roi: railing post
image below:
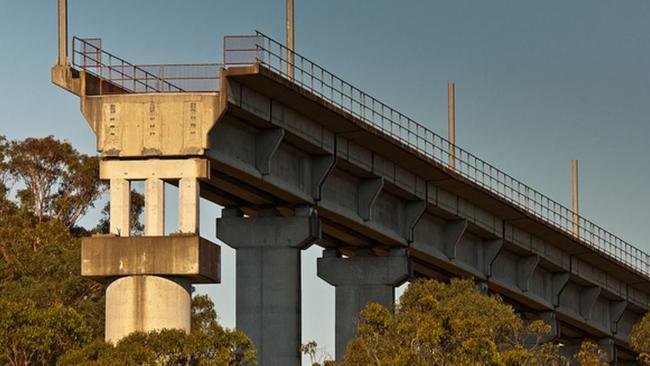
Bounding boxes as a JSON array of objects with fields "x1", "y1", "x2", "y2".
[
  {"x1": 572, "y1": 160, "x2": 579, "y2": 238},
  {"x1": 448, "y1": 81, "x2": 456, "y2": 170},
  {"x1": 286, "y1": 0, "x2": 294, "y2": 80}
]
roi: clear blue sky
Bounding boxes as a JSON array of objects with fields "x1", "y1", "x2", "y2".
[{"x1": 1, "y1": 0, "x2": 650, "y2": 361}]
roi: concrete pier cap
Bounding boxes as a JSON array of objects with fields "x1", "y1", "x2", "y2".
[
  {"x1": 216, "y1": 205, "x2": 321, "y2": 366},
  {"x1": 317, "y1": 247, "x2": 411, "y2": 360}
]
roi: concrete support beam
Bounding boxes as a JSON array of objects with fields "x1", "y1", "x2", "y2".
[
  {"x1": 179, "y1": 178, "x2": 199, "y2": 234},
  {"x1": 552, "y1": 272, "x2": 570, "y2": 307},
  {"x1": 216, "y1": 207, "x2": 320, "y2": 366},
  {"x1": 483, "y1": 239, "x2": 503, "y2": 277},
  {"x1": 517, "y1": 255, "x2": 539, "y2": 293},
  {"x1": 610, "y1": 300, "x2": 627, "y2": 334},
  {"x1": 357, "y1": 177, "x2": 383, "y2": 221},
  {"x1": 404, "y1": 200, "x2": 426, "y2": 242},
  {"x1": 580, "y1": 286, "x2": 601, "y2": 321},
  {"x1": 311, "y1": 154, "x2": 336, "y2": 201},
  {"x1": 105, "y1": 275, "x2": 191, "y2": 344},
  {"x1": 255, "y1": 128, "x2": 284, "y2": 175},
  {"x1": 443, "y1": 219, "x2": 467, "y2": 260},
  {"x1": 145, "y1": 178, "x2": 164, "y2": 236},
  {"x1": 100, "y1": 158, "x2": 209, "y2": 180},
  {"x1": 109, "y1": 178, "x2": 130, "y2": 237},
  {"x1": 317, "y1": 248, "x2": 410, "y2": 361}
]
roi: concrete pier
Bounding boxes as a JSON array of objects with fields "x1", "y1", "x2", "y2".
[
  {"x1": 105, "y1": 276, "x2": 191, "y2": 343},
  {"x1": 216, "y1": 206, "x2": 320, "y2": 366},
  {"x1": 317, "y1": 248, "x2": 410, "y2": 360},
  {"x1": 82, "y1": 159, "x2": 220, "y2": 343}
]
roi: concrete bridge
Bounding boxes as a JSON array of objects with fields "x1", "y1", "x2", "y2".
[{"x1": 52, "y1": 4, "x2": 650, "y2": 365}]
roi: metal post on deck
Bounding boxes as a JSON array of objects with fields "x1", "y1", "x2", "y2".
[
  {"x1": 57, "y1": 0, "x2": 68, "y2": 65},
  {"x1": 572, "y1": 159, "x2": 579, "y2": 237},
  {"x1": 448, "y1": 81, "x2": 456, "y2": 170},
  {"x1": 286, "y1": 0, "x2": 294, "y2": 80}
]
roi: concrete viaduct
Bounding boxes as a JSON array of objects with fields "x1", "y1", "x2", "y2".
[{"x1": 52, "y1": 4, "x2": 650, "y2": 365}]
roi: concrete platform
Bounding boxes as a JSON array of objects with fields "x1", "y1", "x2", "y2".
[{"x1": 81, "y1": 234, "x2": 220, "y2": 283}]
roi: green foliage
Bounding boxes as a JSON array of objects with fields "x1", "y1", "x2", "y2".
[
  {"x1": 4, "y1": 136, "x2": 104, "y2": 227},
  {"x1": 59, "y1": 295, "x2": 257, "y2": 366},
  {"x1": 340, "y1": 279, "x2": 609, "y2": 366},
  {"x1": 0, "y1": 299, "x2": 93, "y2": 366},
  {"x1": 631, "y1": 312, "x2": 650, "y2": 365}
]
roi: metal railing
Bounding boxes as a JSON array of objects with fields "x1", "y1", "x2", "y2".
[
  {"x1": 72, "y1": 37, "x2": 221, "y2": 93},
  {"x1": 223, "y1": 31, "x2": 650, "y2": 278}
]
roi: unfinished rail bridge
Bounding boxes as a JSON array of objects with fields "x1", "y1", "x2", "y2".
[{"x1": 52, "y1": 2, "x2": 650, "y2": 365}]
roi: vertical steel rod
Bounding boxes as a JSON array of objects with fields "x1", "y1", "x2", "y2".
[
  {"x1": 57, "y1": 0, "x2": 68, "y2": 65},
  {"x1": 572, "y1": 159, "x2": 579, "y2": 238},
  {"x1": 448, "y1": 81, "x2": 456, "y2": 170},
  {"x1": 286, "y1": 0, "x2": 294, "y2": 80}
]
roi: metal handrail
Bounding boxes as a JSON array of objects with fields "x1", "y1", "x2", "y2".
[
  {"x1": 223, "y1": 31, "x2": 650, "y2": 279},
  {"x1": 72, "y1": 37, "x2": 221, "y2": 93}
]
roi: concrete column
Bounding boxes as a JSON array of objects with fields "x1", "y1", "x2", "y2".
[
  {"x1": 216, "y1": 206, "x2": 320, "y2": 366},
  {"x1": 317, "y1": 248, "x2": 410, "y2": 361},
  {"x1": 179, "y1": 177, "x2": 199, "y2": 234},
  {"x1": 145, "y1": 178, "x2": 164, "y2": 236},
  {"x1": 109, "y1": 178, "x2": 130, "y2": 236},
  {"x1": 105, "y1": 275, "x2": 191, "y2": 343}
]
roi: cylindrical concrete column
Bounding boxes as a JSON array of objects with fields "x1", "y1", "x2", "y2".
[{"x1": 105, "y1": 275, "x2": 191, "y2": 343}]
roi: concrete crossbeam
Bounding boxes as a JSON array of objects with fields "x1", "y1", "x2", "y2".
[
  {"x1": 81, "y1": 235, "x2": 221, "y2": 283},
  {"x1": 317, "y1": 248, "x2": 410, "y2": 361},
  {"x1": 100, "y1": 158, "x2": 210, "y2": 180},
  {"x1": 255, "y1": 127, "x2": 284, "y2": 175},
  {"x1": 216, "y1": 206, "x2": 320, "y2": 366},
  {"x1": 517, "y1": 255, "x2": 540, "y2": 292}
]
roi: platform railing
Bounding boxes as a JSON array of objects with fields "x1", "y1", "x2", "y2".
[
  {"x1": 72, "y1": 37, "x2": 221, "y2": 93},
  {"x1": 223, "y1": 31, "x2": 650, "y2": 278}
]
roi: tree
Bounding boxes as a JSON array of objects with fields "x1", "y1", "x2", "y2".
[
  {"x1": 631, "y1": 312, "x2": 650, "y2": 365},
  {"x1": 5, "y1": 136, "x2": 104, "y2": 228},
  {"x1": 339, "y1": 278, "x2": 609, "y2": 366},
  {"x1": 59, "y1": 295, "x2": 257, "y2": 366}
]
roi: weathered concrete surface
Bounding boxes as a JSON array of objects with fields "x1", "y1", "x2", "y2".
[
  {"x1": 317, "y1": 248, "x2": 410, "y2": 360},
  {"x1": 105, "y1": 275, "x2": 191, "y2": 344},
  {"x1": 81, "y1": 235, "x2": 221, "y2": 283},
  {"x1": 216, "y1": 206, "x2": 320, "y2": 366},
  {"x1": 81, "y1": 93, "x2": 223, "y2": 157}
]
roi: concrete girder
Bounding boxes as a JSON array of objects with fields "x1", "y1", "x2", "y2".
[
  {"x1": 610, "y1": 300, "x2": 628, "y2": 334},
  {"x1": 255, "y1": 127, "x2": 284, "y2": 175},
  {"x1": 216, "y1": 206, "x2": 320, "y2": 366},
  {"x1": 483, "y1": 239, "x2": 503, "y2": 277},
  {"x1": 404, "y1": 200, "x2": 426, "y2": 242},
  {"x1": 443, "y1": 219, "x2": 468, "y2": 260},
  {"x1": 580, "y1": 286, "x2": 602, "y2": 321},
  {"x1": 552, "y1": 272, "x2": 571, "y2": 307},
  {"x1": 311, "y1": 154, "x2": 337, "y2": 201},
  {"x1": 517, "y1": 255, "x2": 540, "y2": 293},
  {"x1": 317, "y1": 248, "x2": 410, "y2": 361},
  {"x1": 357, "y1": 177, "x2": 384, "y2": 221}
]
